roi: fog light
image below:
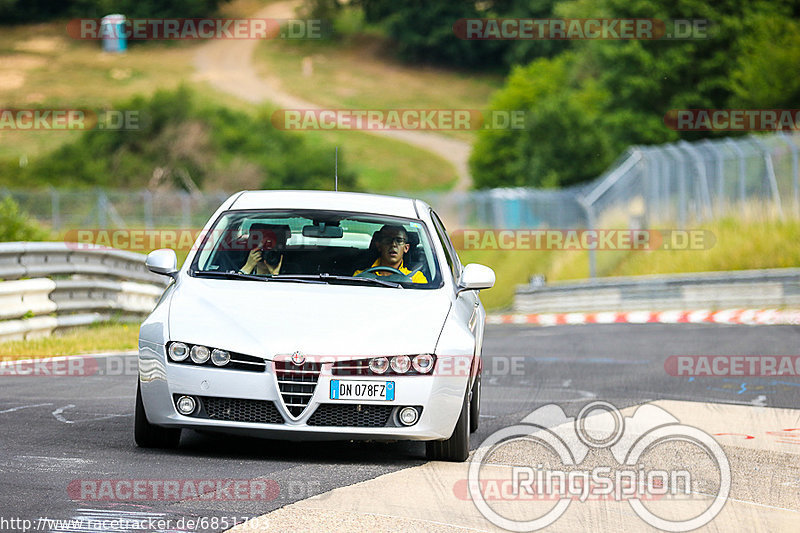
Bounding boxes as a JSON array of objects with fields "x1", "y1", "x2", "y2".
[
  {"x1": 412, "y1": 354, "x2": 434, "y2": 374},
  {"x1": 211, "y1": 349, "x2": 230, "y2": 366},
  {"x1": 398, "y1": 407, "x2": 419, "y2": 426},
  {"x1": 369, "y1": 357, "x2": 389, "y2": 374},
  {"x1": 176, "y1": 395, "x2": 196, "y2": 415},
  {"x1": 390, "y1": 355, "x2": 411, "y2": 374},
  {"x1": 190, "y1": 345, "x2": 210, "y2": 364},
  {"x1": 168, "y1": 342, "x2": 189, "y2": 362}
]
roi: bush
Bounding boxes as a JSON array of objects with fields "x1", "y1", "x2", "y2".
[
  {"x1": 0, "y1": 196, "x2": 50, "y2": 242},
  {"x1": 2, "y1": 86, "x2": 357, "y2": 192}
]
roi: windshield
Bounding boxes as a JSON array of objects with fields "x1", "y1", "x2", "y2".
[{"x1": 190, "y1": 209, "x2": 443, "y2": 289}]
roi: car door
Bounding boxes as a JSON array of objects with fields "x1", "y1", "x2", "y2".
[{"x1": 430, "y1": 210, "x2": 480, "y2": 346}]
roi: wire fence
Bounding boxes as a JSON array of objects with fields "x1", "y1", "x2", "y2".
[
  {"x1": 420, "y1": 132, "x2": 799, "y2": 230},
  {"x1": 3, "y1": 132, "x2": 798, "y2": 239}
]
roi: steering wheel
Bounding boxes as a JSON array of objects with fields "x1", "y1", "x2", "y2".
[
  {"x1": 356, "y1": 266, "x2": 412, "y2": 282},
  {"x1": 359, "y1": 266, "x2": 404, "y2": 276},
  {"x1": 356, "y1": 265, "x2": 426, "y2": 283}
]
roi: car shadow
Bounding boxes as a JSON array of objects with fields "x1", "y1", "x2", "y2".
[{"x1": 136, "y1": 429, "x2": 428, "y2": 465}]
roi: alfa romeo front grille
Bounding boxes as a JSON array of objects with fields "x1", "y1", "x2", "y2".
[
  {"x1": 307, "y1": 404, "x2": 394, "y2": 427},
  {"x1": 274, "y1": 360, "x2": 322, "y2": 417},
  {"x1": 200, "y1": 397, "x2": 284, "y2": 424}
]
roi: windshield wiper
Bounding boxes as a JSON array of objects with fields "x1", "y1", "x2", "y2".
[
  {"x1": 277, "y1": 274, "x2": 402, "y2": 288},
  {"x1": 192, "y1": 271, "x2": 325, "y2": 284}
]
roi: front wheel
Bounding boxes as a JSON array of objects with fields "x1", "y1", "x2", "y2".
[
  {"x1": 426, "y1": 386, "x2": 470, "y2": 462},
  {"x1": 134, "y1": 381, "x2": 181, "y2": 449},
  {"x1": 469, "y1": 373, "x2": 481, "y2": 433}
]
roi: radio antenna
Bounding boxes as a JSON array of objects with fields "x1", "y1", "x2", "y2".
[{"x1": 335, "y1": 147, "x2": 338, "y2": 191}]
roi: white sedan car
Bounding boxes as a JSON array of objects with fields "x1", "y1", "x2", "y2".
[{"x1": 136, "y1": 190, "x2": 494, "y2": 461}]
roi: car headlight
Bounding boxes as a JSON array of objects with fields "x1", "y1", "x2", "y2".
[
  {"x1": 390, "y1": 355, "x2": 411, "y2": 374},
  {"x1": 412, "y1": 354, "x2": 434, "y2": 374},
  {"x1": 190, "y1": 345, "x2": 210, "y2": 364},
  {"x1": 369, "y1": 357, "x2": 389, "y2": 374},
  {"x1": 211, "y1": 349, "x2": 230, "y2": 367},
  {"x1": 168, "y1": 342, "x2": 189, "y2": 362}
]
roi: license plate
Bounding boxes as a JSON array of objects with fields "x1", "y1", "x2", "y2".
[{"x1": 330, "y1": 380, "x2": 395, "y2": 401}]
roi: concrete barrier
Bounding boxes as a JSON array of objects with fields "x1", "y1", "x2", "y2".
[
  {"x1": 515, "y1": 268, "x2": 800, "y2": 314},
  {"x1": 0, "y1": 242, "x2": 167, "y2": 342}
]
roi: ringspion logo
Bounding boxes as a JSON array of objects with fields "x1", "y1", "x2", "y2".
[{"x1": 468, "y1": 401, "x2": 730, "y2": 531}]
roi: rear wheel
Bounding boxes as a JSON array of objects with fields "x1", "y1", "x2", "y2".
[
  {"x1": 134, "y1": 381, "x2": 181, "y2": 449},
  {"x1": 469, "y1": 373, "x2": 481, "y2": 433},
  {"x1": 426, "y1": 386, "x2": 470, "y2": 462}
]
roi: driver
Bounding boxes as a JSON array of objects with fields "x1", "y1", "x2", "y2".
[{"x1": 353, "y1": 225, "x2": 427, "y2": 283}]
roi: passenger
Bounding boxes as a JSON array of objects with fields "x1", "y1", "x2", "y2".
[
  {"x1": 239, "y1": 225, "x2": 286, "y2": 275},
  {"x1": 353, "y1": 225, "x2": 427, "y2": 283}
]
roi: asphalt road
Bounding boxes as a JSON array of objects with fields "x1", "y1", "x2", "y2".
[{"x1": 0, "y1": 324, "x2": 798, "y2": 532}]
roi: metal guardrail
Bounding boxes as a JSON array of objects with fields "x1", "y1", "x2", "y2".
[
  {"x1": 0, "y1": 242, "x2": 167, "y2": 342},
  {"x1": 514, "y1": 268, "x2": 800, "y2": 314}
]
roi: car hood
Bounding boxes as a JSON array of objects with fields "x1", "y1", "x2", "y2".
[{"x1": 168, "y1": 276, "x2": 451, "y2": 359}]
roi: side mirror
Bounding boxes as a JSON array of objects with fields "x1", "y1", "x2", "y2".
[
  {"x1": 458, "y1": 263, "x2": 495, "y2": 292},
  {"x1": 146, "y1": 249, "x2": 178, "y2": 278}
]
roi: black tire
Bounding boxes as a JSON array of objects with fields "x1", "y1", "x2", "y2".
[
  {"x1": 469, "y1": 373, "x2": 481, "y2": 434},
  {"x1": 426, "y1": 385, "x2": 470, "y2": 462},
  {"x1": 134, "y1": 381, "x2": 181, "y2": 449}
]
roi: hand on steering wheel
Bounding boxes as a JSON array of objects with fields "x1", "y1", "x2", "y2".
[{"x1": 356, "y1": 266, "x2": 410, "y2": 279}]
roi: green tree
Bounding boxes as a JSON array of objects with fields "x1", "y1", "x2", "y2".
[
  {"x1": 472, "y1": 0, "x2": 800, "y2": 188},
  {"x1": 0, "y1": 0, "x2": 230, "y2": 24},
  {"x1": 730, "y1": 14, "x2": 800, "y2": 108},
  {"x1": 471, "y1": 53, "x2": 613, "y2": 188},
  {"x1": 355, "y1": 0, "x2": 569, "y2": 68}
]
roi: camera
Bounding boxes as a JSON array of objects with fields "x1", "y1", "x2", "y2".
[{"x1": 262, "y1": 249, "x2": 282, "y2": 266}]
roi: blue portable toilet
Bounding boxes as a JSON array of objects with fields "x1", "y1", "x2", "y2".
[{"x1": 101, "y1": 14, "x2": 127, "y2": 53}]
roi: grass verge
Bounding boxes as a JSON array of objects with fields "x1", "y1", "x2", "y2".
[
  {"x1": 253, "y1": 19, "x2": 502, "y2": 144},
  {"x1": 0, "y1": 322, "x2": 139, "y2": 358},
  {"x1": 461, "y1": 216, "x2": 800, "y2": 311}
]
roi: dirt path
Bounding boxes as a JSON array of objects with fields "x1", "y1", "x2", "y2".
[{"x1": 193, "y1": 0, "x2": 472, "y2": 191}]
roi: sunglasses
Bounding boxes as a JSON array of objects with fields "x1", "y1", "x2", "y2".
[{"x1": 379, "y1": 236, "x2": 407, "y2": 245}]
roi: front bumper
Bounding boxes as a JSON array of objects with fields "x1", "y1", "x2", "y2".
[{"x1": 139, "y1": 341, "x2": 470, "y2": 441}]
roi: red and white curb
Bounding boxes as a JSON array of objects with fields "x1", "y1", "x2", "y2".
[{"x1": 486, "y1": 308, "x2": 800, "y2": 326}]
